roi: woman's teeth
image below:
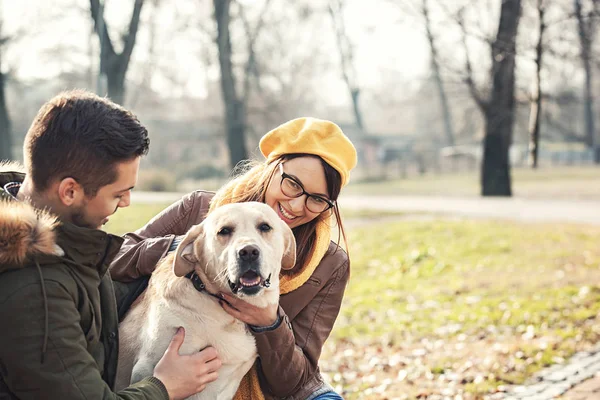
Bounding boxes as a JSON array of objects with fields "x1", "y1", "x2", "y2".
[{"x1": 279, "y1": 203, "x2": 298, "y2": 220}]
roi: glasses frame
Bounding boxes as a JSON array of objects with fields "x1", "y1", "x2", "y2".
[{"x1": 278, "y1": 163, "x2": 335, "y2": 213}]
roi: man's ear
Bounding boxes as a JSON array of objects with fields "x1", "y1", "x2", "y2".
[
  {"x1": 280, "y1": 222, "x2": 297, "y2": 271},
  {"x1": 173, "y1": 223, "x2": 205, "y2": 277},
  {"x1": 57, "y1": 177, "x2": 85, "y2": 206}
]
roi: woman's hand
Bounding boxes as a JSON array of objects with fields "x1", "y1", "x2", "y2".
[{"x1": 218, "y1": 292, "x2": 279, "y2": 327}]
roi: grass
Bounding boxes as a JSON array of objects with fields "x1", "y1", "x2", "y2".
[
  {"x1": 321, "y1": 218, "x2": 600, "y2": 398},
  {"x1": 104, "y1": 203, "x2": 172, "y2": 235},
  {"x1": 104, "y1": 202, "x2": 600, "y2": 399},
  {"x1": 344, "y1": 166, "x2": 600, "y2": 199}
]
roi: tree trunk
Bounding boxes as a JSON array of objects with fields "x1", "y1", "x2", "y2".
[
  {"x1": 214, "y1": 0, "x2": 248, "y2": 168},
  {"x1": 0, "y1": 69, "x2": 11, "y2": 162},
  {"x1": 481, "y1": 0, "x2": 522, "y2": 196},
  {"x1": 106, "y1": 62, "x2": 126, "y2": 106},
  {"x1": 0, "y1": 3, "x2": 11, "y2": 162},
  {"x1": 350, "y1": 88, "x2": 364, "y2": 131},
  {"x1": 575, "y1": 0, "x2": 597, "y2": 161},
  {"x1": 90, "y1": 0, "x2": 144, "y2": 106},
  {"x1": 528, "y1": 0, "x2": 545, "y2": 169},
  {"x1": 423, "y1": 0, "x2": 454, "y2": 146}
]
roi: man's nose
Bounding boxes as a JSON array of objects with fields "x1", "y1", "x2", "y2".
[{"x1": 119, "y1": 192, "x2": 131, "y2": 208}]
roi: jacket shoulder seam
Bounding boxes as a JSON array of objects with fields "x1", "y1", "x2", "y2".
[
  {"x1": 0, "y1": 275, "x2": 76, "y2": 305},
  {"x1": 183, "y1": 190, "x2": 212, "y2": 230},
  {"x1": 159, "y1": 192, "x2": 199, "y2": 234}
]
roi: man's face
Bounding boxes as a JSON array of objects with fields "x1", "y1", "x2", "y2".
[{"x1": 72, "y1": 157, "x2": 140, "y2": 229}]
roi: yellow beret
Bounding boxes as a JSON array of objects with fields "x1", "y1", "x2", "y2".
[{"x1": 259, "y1": 117, "x2": 357, "y2": 187}]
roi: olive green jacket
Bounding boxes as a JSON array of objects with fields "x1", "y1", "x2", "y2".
[{"x1": 0, "y1": 163, "x2": 169, "y2": 400}]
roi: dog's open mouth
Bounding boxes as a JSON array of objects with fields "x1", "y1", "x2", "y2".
[{"x1": 229, "y1": 272, "x2": 271, "y2": 295}]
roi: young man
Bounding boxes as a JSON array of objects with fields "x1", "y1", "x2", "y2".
[{"x1": 0, "y1": 90, "x2": 221, "y2": 399}]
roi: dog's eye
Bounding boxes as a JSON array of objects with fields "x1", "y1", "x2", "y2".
[
  {"x1": 258, "y1": 223, "x2": 272, "y2": 232},
  {"x1": 218, "y1": 227, "x2": 233, "y2": 236}
]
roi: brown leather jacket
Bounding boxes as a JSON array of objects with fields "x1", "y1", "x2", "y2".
[{"x1": 110, "y1": 190, "x2": 349, "y2": 400}]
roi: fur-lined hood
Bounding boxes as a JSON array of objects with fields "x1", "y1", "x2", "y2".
[
  {"x1": 0, "y1": 200, "x2": 64, "y2": 271},
  {"x1": 0, "y1": 164, "x2": 64, "y2": 271},
  {"x1": 0, "y1": 160, "x2": 25, "y2": 174}
]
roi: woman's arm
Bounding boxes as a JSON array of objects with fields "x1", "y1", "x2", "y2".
[
  {"x1": 254, "y1": 258, "x2": 349, "y2": 397},
  {"x1": 110, "y1": 190, "x2": 213, "y2": 282}
]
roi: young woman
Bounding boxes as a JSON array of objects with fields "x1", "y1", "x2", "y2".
[{"x1": 110, "y1": 117, "x2": 357, "y2": 400}]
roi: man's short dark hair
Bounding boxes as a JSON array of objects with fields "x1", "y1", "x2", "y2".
[{"x1": 24, "y1": 90, "x2": 150, "y2": 196}]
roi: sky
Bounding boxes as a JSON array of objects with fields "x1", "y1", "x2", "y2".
[
  {"x1": 1, "y1": 0, "x2": 433, "y2": 104},
  {"x1": 2, "y1": 0, "x2": 581, "y2": 109}
]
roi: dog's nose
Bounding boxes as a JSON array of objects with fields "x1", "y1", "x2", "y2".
[{"x1": 239, "y1": 245, "x2": 260, "y2": 262}]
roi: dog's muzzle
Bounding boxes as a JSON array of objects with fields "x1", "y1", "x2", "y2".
[{"x1": 229, "y1": 245, "x2": 271, "y2": 295}]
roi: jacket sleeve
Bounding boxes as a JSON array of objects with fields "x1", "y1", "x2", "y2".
[
  {"x1": 253, "y1": 259, "x2": 350, "y2": 398},
  {"x1": 0, "y1": 281, "x2": 169, "y2": 400},
  {"x1": 110, "y1": 191, "x2": 210, "y2": 282}
]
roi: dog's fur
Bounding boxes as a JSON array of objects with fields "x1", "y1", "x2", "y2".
[{"x1": 116, "y1": 202, "x2": 296, "y2": 399}]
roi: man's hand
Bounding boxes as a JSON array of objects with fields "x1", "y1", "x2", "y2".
[
  {"x1": 219, "y1": 292, "x2": 279, "y2": 327},
  {"x1": 154, "y1": 327, "x2": 222, "y2": 400}
]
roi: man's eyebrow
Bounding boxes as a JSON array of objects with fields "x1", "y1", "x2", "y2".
[{"x1": 285, "y1": 173, "x2": 329, "y2": 198}]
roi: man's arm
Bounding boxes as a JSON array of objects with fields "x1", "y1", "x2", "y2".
[{"x1": 0, "y1": 280, "x2": 168, "y2": 400}]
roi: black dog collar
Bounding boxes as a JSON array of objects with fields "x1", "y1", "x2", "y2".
[{"x1": 184, "y1": 271, "x2": 222, "y2": 302}]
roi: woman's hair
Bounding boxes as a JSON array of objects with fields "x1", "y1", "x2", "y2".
[{"x1": 210, "y1": 153, "x2": 348, "y2": 272}]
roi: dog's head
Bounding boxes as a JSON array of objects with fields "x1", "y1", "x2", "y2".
[{"x1": 172, "y1": 202, "x2": 296, "y2": 303}]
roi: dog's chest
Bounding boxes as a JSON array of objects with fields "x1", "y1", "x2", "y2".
[
  {"x1": 152, "y1": 298, "x2": 259, "y2": 365},
  {"x1": 189, "y1": 314, "x2": 257, "y2": 365}
]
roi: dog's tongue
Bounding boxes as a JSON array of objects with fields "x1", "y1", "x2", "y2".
[{"x1": 239, "y1": 271, "x2": 261, "y2": 287}]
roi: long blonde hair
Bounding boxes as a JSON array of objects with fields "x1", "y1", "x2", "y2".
[{"x1": 209, "y1": 154, "x2": 348, "y2": 272}]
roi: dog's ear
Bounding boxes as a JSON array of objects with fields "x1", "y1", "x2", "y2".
[
  {"x1": 280, "y1": 222, "x2": 297, "y2": 271},
  {"x1": 173, "y1": 223, "x2": 205, "y2": 277}
]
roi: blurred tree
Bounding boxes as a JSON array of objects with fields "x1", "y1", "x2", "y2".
[
  {"x1": 128, "y1": 0, "x2": 160, "y2": 109},
  {"x1": 0, "y1": 1, "x2": 11, "y2": 162},
  {"x1": 459, "y1": 0, "x2": 523, "y2": 196},
  {"x1": 527, "y1": 0, "x2": 547, "y2": 168},
  {"x1": 574, "y1": 0, "x2": 599, "y2": 162},
  {"x1": 89, "y1": 0, "x2": 145, "y2": 105},
  {"x1": 328, "y1": 0, "x2": 364, "y2": 132},
  {"x1": 213, "y1": 0, "x2": 271, "y2": 168},
  {"x1": 422, "y1": 0, "x2": 454, "y2": 147}
]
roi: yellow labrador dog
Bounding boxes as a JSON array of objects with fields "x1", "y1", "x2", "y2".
[{"x1": 116, "y1": 202, "x2": 296, "y2": 399}]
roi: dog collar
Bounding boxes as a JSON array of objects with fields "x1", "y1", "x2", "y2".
[{"x1": 184, "y1": 271, "x2": 222, "y2": 301}]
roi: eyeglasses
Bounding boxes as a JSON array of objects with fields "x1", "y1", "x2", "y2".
[{"x1": 278, "y1": 164, "x2": 335, "y2": 213}]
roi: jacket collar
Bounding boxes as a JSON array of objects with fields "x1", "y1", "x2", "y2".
[{"x1": 53, "y1": 222, "x2": 124, "y2": 278}]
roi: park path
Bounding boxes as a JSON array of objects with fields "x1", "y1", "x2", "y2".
[{"x1": 133, "y1": 192, "x2": 600, "y2": 225}]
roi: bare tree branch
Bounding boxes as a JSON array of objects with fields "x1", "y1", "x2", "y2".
[
  {"x1": 457, "y1": 8, "x2": 489, "y2": 113},
  {"x1": 121, "y1": 0, "x2": 145, "y2": 73},
  {"x1": 328, "y1": 0, "x2": 364, "y2": 130},
  {"x1": 238, "y1": 0, "x2": 271, "y2": 105}
]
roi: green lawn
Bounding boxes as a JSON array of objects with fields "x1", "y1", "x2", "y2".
[
  {"x1": 104, "y1": 203, "x2": 172, "y2": 235},
  {"x1": 104, "y1": 202, "x2": 600, "y2": 399},
  {"x1": 321, "y1": 219, "x2": 600, "y2": 399}
]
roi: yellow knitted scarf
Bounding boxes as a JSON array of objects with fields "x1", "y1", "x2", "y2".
[{"x1": 209, "y1": 168, "x2": 331, "y2": 400}]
